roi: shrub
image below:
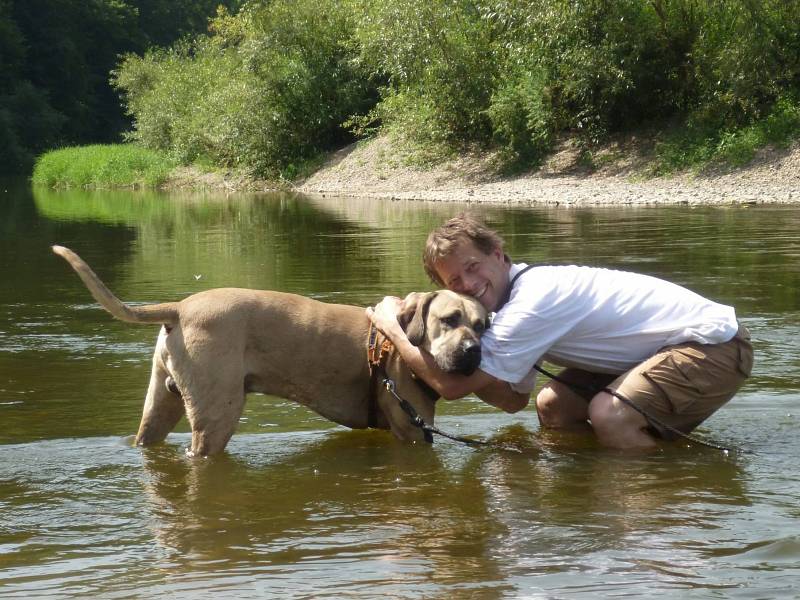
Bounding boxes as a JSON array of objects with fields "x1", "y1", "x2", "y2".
[
  {"x1": 485, "y1": 67, "x2": 554, "y2": 168},
  {"x1": 113, "y1": 1, "x2": 374, "y2": 178},
  {"x1": 353, "y1": 0, "x2": 500, "y2": 148},
  {"x1": 112, "y1": 0, "x2": 800, "y2": 176},
  {"x1": 653, "y1": 96, "x2": 800, "y2": 173}
]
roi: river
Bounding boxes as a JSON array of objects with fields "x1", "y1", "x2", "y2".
[{"x1": 1, "y1": 179, "x2": 799, "y2": 598}]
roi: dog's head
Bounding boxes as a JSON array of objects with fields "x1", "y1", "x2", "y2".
[{"x1": 397, "y1": 290, "x2": 489, "y2": 375}]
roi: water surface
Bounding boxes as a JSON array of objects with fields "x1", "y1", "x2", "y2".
[{"x1": 1, "y1": 180, "x2": 798, "y2": 598}]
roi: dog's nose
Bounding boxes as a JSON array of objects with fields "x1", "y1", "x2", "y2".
[
  {"x1": 458, "y1": 340, "x2": 482, "y2": 374},
  {"x1": 463, "y1": 340, "x2": 481, "y2": 356}
]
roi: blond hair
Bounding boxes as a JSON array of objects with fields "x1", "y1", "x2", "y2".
[{"x1": 423, "y1": 213, "x2": 505, "y2": 285}]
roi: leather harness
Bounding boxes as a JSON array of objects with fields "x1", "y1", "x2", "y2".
[
  {"x1": 366, "y1": 323, "x2": 438, "y2": 435},
  {"x1": 366, "y1": 323, "x2": 394, "y2": 428}
]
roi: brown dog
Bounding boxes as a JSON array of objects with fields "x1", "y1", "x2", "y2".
[{"x1": 52, "y1": 246, "x2": 488, "y2": 456}]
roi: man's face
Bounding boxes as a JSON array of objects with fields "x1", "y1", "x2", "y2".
[{"x1": 433, "y1": 239, "x2": 510, "y2": 312}]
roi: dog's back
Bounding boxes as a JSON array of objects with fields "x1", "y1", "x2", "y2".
[{"x1": 173, "y1": 287, "x2": 370, "y2": 399}]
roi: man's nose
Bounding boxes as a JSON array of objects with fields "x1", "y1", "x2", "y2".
[{"x1": 462, "y1": 273, "x2": 480, "y2": 293}]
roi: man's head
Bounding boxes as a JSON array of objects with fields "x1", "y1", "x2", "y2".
[{"x1": 423, "y1": 214, "x2": 511, "y2": 312}]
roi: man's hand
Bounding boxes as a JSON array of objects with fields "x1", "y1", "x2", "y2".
[{"x1": 366, "y1": 296, "x2": 404, "y2": 339}]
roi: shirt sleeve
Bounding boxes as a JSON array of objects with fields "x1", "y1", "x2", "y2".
[
  {"x1": 479, "y1": 271, "x2": 582, "y2": 385},
  {"x1": 508, "y1": 367, "x2": 539, "y2": 394}
]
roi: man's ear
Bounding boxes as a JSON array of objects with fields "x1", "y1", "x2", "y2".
[{"x1": 398, "y1": 292, "x2": 437, "y2": 346}]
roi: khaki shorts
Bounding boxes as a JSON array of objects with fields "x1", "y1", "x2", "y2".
[{"x1": 566, "y1": 325, "x2": 754, "y2": 440}]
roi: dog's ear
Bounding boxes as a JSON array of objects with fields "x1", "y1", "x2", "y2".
[{"x1": 398, "y1": 292, "x2": 437, "y2": 346}]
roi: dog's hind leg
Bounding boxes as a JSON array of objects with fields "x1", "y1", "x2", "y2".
[
  {"x1": 181, "y1": 377, "x2": 247, "y2": 457},
  {"x1": 135, "y1": 357, "x2": 185, "y2": 447},
  {"x1": 135, "y1": 330, "x2": 185, "y2": 447}
]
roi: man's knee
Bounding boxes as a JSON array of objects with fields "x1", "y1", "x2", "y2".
[
  {"x1": 535, "y1": 386, "x2": 559, "y2": 425},
  {"x1": 589, "y1": 391, "x2": 655, "y2": 449},
  {"x1": 535, "y1": 382, "x2": 589, "y2": 428}
]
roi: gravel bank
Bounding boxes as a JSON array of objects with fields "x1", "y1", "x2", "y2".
[{"x1": 295, "y1": 135, "x2": 800, "y2": 206}]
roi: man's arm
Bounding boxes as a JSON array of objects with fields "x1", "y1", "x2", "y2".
[
  {"x1": 473, "y1": 377, "x2": 530, "y2": 413},
  {"x1": 366, "y1": 298, "x2": 529, "y2": 412}
]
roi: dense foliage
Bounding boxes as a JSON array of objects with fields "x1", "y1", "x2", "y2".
[
  {"x1": 15, "y1": 0, "x2": 800, "y2": 178},
  {"x1": 111, "y1": 0, "x2": 800, "y2": 177},
  {"x1": 0, "y1": 0, "x2": 239, "y2": 174},
  {"x1": 113, "y1": 1, "x2": 374, "y2": 178}
]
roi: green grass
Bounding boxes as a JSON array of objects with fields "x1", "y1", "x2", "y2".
[
  {"x1": 32, "y1": 144, "x2": 177, "y2": 188},
  {"x1": 652, "y1": 97, "x2": 800, "y2": 175}
]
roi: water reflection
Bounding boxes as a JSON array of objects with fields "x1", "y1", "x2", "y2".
[
  {"x1": 136, "y1": 431, "x2": 513, "y2": 594},
  {"x1": 26, "y1": 185, "x2": 800, "y2": 315},
  {"x1": 128, "y1": 425, "x2": 755, "y2": 596}
]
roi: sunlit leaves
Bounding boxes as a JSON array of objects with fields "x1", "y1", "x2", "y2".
[{"x1": 113, "y1": 0, "x2": 800, "y2": 176}]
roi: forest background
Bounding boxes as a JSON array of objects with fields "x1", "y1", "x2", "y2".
[
  {"x1": 0, "y1": 0, "x2": 241, "y2": 175},
  {"x1": 5, "y1": 0, "x2": 800, "y2": 181}
]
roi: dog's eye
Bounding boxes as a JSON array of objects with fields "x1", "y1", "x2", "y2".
[
  {"x1": 442, "y1": 314, "x2": 460, "y2": 328},
  {"x1": 473, "y1": 320, "x2": 485, "y2": 333}
]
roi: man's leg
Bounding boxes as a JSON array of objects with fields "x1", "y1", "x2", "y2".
[
  {"x1": 535, "y1": 368, "x2": 617, "y2": 430},
  {"x1": 588, "y1": 327, "x2": 753, "y2": 450}
]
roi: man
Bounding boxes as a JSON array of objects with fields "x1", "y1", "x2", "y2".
[{"x1": 367, "y1": 213, "x2": 753, "y2": 449}]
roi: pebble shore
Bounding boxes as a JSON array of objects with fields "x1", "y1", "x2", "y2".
[{"x1": 296, "y1": 136, "x2": 800, "y2": 206}]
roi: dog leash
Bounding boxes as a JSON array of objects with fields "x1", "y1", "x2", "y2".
[{"x1": 380, "y1": 376, "x2": 523, "y2": 452}]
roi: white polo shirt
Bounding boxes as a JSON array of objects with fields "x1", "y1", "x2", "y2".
[{"x1": 479, "y1": 263, "x2": 739, "y2": 392}]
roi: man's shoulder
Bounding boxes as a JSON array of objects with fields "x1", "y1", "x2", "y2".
[{"x1": 500, "y1": 264, "x2": 605, "y2": 321}]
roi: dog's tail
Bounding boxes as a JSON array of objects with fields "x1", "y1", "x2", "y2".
[{"x1": 52, "y1": 245, "x2": 179, "y2": 325}]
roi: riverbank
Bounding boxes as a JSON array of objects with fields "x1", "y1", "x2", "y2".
[
  {"x1": 35, "y1": 135, "x2": 800, "y2": 205},
  {"x1": 293, "y1": 135, "x2": 800, "y2": 206}
]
